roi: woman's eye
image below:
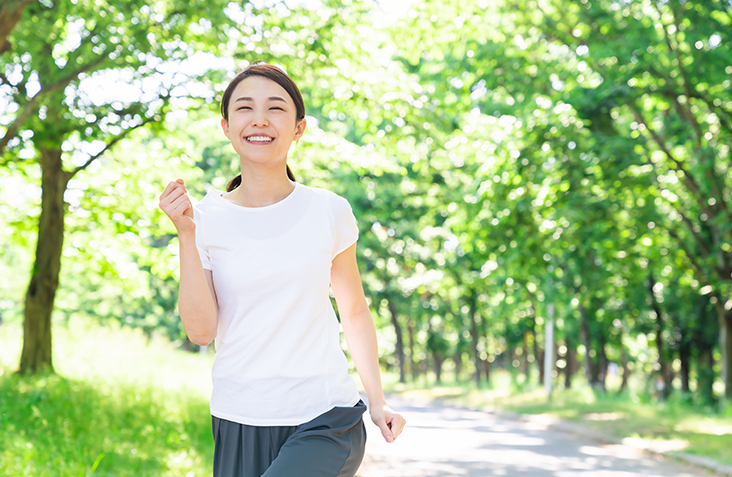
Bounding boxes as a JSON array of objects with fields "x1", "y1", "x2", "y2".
[
  {"x1": 236, "y1": 106, "x2": 251, "y2": 111},
  {"x1": 270, "y1": 107, "x2": 283, "y2": 111}
]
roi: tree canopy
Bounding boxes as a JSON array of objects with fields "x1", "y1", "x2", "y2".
[{"x1": 1, "y1": 0, "x2": 730, "y2": 405}]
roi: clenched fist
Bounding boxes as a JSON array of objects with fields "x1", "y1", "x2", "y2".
[{"x1": 159, "y1": 179, "x2": 195, "y2": 234}]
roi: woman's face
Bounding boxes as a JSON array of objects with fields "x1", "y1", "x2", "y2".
[{"x1": 221, "y1": 75, "x2": 306, "y2": 167}]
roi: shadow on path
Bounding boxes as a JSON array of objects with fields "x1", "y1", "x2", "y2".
[{"x1": 358, "y1": 397, "x2": 720, "y2": 477}]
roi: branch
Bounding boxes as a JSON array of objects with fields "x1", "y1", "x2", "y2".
[
  {"x1": 0, "y1": 54, "x2": 109, "y2": 155},
  {"x1": 0, "y1": 94, "x2": 39, "y2": 153},
  {"x1": 659, "y1": 3, "x2": 704, "y2": 149},
  {"x1": 630, "y1": 107, "x2": 727, "y2": 261},
  {"x1": 665, "y1": 6, "x2": 732, "y2": 230},
  {"x1": 672, "y1": 205, "x2": 711, "y2": 257},
  {"x1": 647, "y1": 8, "x2": 732, "y2": 228},
  {"x1": 70, "y1": 114, "x2": 159, "y2": 177},
  {"x1": 701, "y1": 96, "x2": 732, "y2": 136},
  {"x1": 0, "y1": 72, "x2": 11, "y2": 88},
  {"x1": 651, "y1": 83, "x2": 732, "y2": 136},
  {"x1": 44, "y1": 53, "x2": 108, "y2": 95},
  {"x1": 665, "y1": 226, "x2": 706, "y2": 279},
  {"x1": 647, "y1": 171, "x2": 712, "y2": 259},
  {"x1": 629, "y1": 104, "x2": 703, "y2": 197}
]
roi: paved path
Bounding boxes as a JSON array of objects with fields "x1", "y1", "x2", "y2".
[{"x1": 358, "y1": 397, "x2": 720, "y2": 477}]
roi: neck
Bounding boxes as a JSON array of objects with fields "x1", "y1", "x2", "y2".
[{"x1": 228, "y1": 163, "x2": 294, "y2": 208}]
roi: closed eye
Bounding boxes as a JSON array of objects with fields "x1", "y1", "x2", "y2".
[
  {"x1": 236, "y1": 106, "x2": 251, "y2": 111},
  {"x1": 270, "y1": 107, "x2": 284, "y2": 111}
]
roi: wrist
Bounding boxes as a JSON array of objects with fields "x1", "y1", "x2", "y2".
[
  {"x1": 367, "y1": 395, "x2": 387, "y2": 410},
  {"x1": 177, "y1": 228, "x2": 196, "y2": 242}
]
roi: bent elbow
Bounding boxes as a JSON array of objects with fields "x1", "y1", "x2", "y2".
[
  {"x1": 187, "y1": 322, "x2": 217, "y2": 347},
  {"x1": 189, "y1": 332, "x2": 215, "y2": 347}
]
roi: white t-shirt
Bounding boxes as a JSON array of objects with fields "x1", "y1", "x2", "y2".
[{"x1": 192, "y1": 181, "x2": 361, "y2": 426}]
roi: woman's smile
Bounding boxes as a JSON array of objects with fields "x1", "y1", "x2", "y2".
[{"x1": 245, "y1": 135, "x2": 274, "y2": 144}]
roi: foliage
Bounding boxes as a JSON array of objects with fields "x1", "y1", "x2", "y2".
[{"x1": 1, "y1": 0, "x2": 730, "y2": 401}]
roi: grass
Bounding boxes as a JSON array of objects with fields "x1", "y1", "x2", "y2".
[
  {"x1": 0, "y1": 317, "x2": 215, "y2": 477},
  {"x1": 382, "y1": 373, "x2": 732, "y2": 466},
  {"x1": 3, "y1": 319, "x2": 731, "y2": 474}
]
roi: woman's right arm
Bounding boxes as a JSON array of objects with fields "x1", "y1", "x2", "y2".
[{"x1": 159, "y1": 179, "x2": 218, "y2": 346}]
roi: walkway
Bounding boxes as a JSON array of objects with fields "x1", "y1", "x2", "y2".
[{"x1": 358, "y1": 397, "x2": 720, "y2": 477}]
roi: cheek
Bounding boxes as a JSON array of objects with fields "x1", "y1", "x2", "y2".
[
  {"x1": 228, "y1": 117, "x2": 246, "y2": 133},
  {"x1": 278, "y1": 118, "x2": 298, "y2": 135}
]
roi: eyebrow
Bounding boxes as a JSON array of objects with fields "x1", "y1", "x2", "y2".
[{"x1": 234, "y1": 96, "x2": 289, "y2": 104}]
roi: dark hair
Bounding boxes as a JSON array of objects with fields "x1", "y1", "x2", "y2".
[{"x1": 222, "y1": 63, "x2": 305, "y2": 192}]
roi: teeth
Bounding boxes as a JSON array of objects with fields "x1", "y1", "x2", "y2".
[{"x1": 247, "y1": 136, "x2": 272, "y2": 142}]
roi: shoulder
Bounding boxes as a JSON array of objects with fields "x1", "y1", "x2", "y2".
[
  {"x1": 192, "y1": 188, "x2": 228, "y2": 225},
  {"x1": 193, "y1": 188, "x2": 224, "y2": 213},
  {"x1": 300, "y1": 183, "x2": 352, "y2": 209}
]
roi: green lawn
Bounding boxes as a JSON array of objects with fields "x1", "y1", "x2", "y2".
[
  {"x1": 2, "y1": 319, "x2": 731, "y2": 475},
  {"x1": 0, "y1": 319, "x2": 215, "y2": 477},
  {"x1": 383, "y1": 374, "x2": 732, "y2": 466}
]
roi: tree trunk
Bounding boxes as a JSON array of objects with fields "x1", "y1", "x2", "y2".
[
  {"x1": 0, "y1": 0, "x2": 35, "y2": 55},
  {"x1": 619, "y1": 344, "x2": 629, "y2": 393},
  {"x1": 433, "y1": 353, "x2": 443, "y2": 384},
  {"x1": 453, "y1": 353, "x2": 462, "y2": 382},
  {"x1": 579, "y1": 303, "x2": 600, "y2": 388},
  {"x1": 698, "y1": 346, "x2": 716, "y2": 405},
  {"x1": 649, "y1": 274, "x2": 672, "y2": 399},
  {"x1": 407, "y1": 318, "x2": 416, "y2": 382},
  {"x1": 714, "y1": 300, "x2": 732, "y2": 401},
  {"x1": 599, "y1": 338, "x2": 608, "y2": 392},
  {"x1": 679, "y1": 339, "x2": 690, "y2": 394},
  {"x1": 20, "y1": 147, "x2": 70, "y2": 374},
  {"x1": 531, "y1": 315, "x2": 543, "y2": 385},
  {"x1": 468, "y1": 297, "x2": 481, "y2": 387},
  {"x1": 522, "y1": 332, "x2": 530, "y2": 379},
  {"x1": 482, "y1": 358, "x2": 490, "y2": 383},
  {"x1": 565, "y1": 337, "x2": 576, "y2": 389},
  {"x1": 386, "y1": 299, "x2": 405, "y2": 383}
]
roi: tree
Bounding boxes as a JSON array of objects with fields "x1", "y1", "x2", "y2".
[
  {"x1": 1, "y1": 0, "x2": 234, "y2": 373},
  {"x1": 504, "y1": 0, "x2": 732, "y2": 400}
]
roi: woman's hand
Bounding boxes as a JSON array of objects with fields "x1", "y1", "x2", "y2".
[
  {"x1": 159, "y1": 179, "x2": 195, "y2": 234},
  {"x1": 369, "y1": 403, "x2": 406, "y2": 443}
]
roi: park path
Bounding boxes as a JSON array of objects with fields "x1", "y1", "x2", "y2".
[{"x1": 357, "y1": 396, "x2": 720, "y2": 477}]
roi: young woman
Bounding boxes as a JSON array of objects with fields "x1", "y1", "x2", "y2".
[{"x1": 159, "y1": 63, "x2": 405, "y2": 477}]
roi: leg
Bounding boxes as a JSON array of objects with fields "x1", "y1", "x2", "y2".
[
  {"x1": 212, "y1": 415, "x2": 296, "y2": 477},
  {"x1": 262, "y1": 402, "x2": 367, "y2": 477}
]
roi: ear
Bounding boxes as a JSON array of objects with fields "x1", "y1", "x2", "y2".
[
  {"x1": 293, "y1": 118, "x2": 307, "y2": 141},
  {"x1": 221, "y1": 118, "x2": 230, "y2": 138}
]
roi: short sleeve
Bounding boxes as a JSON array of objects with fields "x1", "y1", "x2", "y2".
[
  {"x1": 193, "y1": 205, "x2": 212, "y2": 270},
  {"x1": 331, "y1": 194, "x2": 359, "y2": 259}
]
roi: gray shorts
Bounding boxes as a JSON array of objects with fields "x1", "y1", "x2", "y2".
[{"x1": 212, "y1": 400, "x2": 367, "y2": 477}]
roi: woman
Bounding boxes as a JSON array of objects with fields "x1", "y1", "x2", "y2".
[{"x1": 159, "y1": 63, "x2": 405, "y2": 477}]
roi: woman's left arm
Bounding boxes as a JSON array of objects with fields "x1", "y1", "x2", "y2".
[{"x1": 331, "y1": 242, "x2": 406, "y2": 443}]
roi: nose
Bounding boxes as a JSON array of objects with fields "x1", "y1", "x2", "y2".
[{"x1": 251, "y1": 109, "x2": 269, "y2": 127}]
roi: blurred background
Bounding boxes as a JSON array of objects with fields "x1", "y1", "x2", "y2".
[{"x1": 1, "y1": 0, "x2": 731, "y2": 475}]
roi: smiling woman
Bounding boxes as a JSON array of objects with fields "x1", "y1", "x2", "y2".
[{"x1": 157, "y1": 63, "x2": 406, "y2": 477}]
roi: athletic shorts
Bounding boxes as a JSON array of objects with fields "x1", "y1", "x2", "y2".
[{"x1": 212, "y1": 400, "x2": 367, "y2": 477}]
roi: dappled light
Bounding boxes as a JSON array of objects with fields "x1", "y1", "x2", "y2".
[{"x1": 2, "y1": 0, "x2": 732, "y2": 475}]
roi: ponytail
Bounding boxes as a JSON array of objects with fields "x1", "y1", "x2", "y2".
[{"x1": 226, "y1": 166, "x2": 297, "y2": 192}]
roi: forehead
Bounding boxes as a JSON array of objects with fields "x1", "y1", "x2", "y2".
[{"x1": 231, "y1": 75, "x2": 292, "y2": 102}]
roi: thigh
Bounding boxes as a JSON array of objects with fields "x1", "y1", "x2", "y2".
[
  {"x1": 212, "y1": 415, "x2": 296, "y2": 477},
  {"x1": 261, "y1": 402, "x2": 367, "y2": 477}
]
